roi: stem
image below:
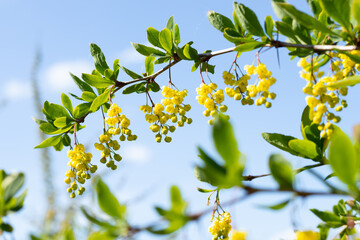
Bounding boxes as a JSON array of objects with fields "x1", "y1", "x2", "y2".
[
  {"x1": 73, "y1": 40, "x2": 360, "y2": 130},
  {"x1": 243, "y1": 163, "x2": 324, "y2": 181}
]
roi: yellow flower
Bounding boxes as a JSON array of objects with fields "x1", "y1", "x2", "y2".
[
  {"x1": 230, "y1": 230, "x2": 247, "y2": 240},
  {"x1": 295, "y1": 231, "x2": 320, "y2": 240}
]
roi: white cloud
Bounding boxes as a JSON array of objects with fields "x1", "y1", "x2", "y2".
[
  {"x1": 116, "y1": 47, "x2": 144, "y2": 65},
  {"x1": 2, "y1": 80, "x2": 32, "y2": 100},
  {"x1": 270, "y1": 229, "x2": 295, "y2": 240},
  {"x1": 44, "y1": 60, "x2": 92, "y2": 92},
  {"x1": 122, "y1": 144, "x2": 151, "y2": 164}
]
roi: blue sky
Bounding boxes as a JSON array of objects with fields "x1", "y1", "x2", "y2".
[{"x1": 1, "y1": 0, "x2": 360, "y2": 239}]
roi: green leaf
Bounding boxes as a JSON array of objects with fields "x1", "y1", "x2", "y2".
[
  {"x1": 269, "y1": 154, "x2": 293, "y2": 189},
  {"x1": 311, "y1": 209, "x2": 341, "y2": 222},
  {"x1": 2, "y1": 173, "x2": 25, "y2": 203},
  {"x1": 233, "y1": 2, "x2": 266, "y2": 37},
  {"x1": 212, "y1": 115, "x2": 239, "y2": 166},
  {"x1": 61, "y1": 93, "x2": 73, "y2": 115},
  {"x1": 183, "y1": 44, "x2": 199, "y2": 60},
  {"x1": 90, "y1": 88, "x2": 110, "y2": 112},
  {"x1": 174, "y1": 24, "x2": 181, "y2": 45},
  {"x1": 81, "y1": 207, "x2": 116, "y2": 228},
  {"x1": 62, "y1": 134, "x2": 71, "y2": 147},
  {"x1": 96, "y1": 178, "x2": 126, "y2": 220},
  {"x1": 326, "y1": 75, "x2": 360, "y2": 88},
  {"x1": 88, "y1": 231, "x2": 117, "y2": 240},
  {"x1": 170, "y1": 186, "x2": 187, "y2": 214},
  {"x1": 262, "y1": 133, "x2": 299, "y2": 156},
  {"x1": 147, "y1": 27, "x2": 162, "y2": 48},
  {"x1": 35, "y1": 134, "x2": 62, "y2": 149},
  {"x1": 234, "y1": 41, "x2": 265, "y2": 53},
  {"x1": 154, "y1": 56, "x2": 171, "y2": 64},
  {"x1": 113, "y1": 59, "x2": 120, "y2": 79},
  {"x1": 159, "y1": 28, "x2": 173, "y2": 54},
  {"x1": 352, "y1": 0, "x2": 360, "y2": 25},
  {"x1": 90, "y1": 43, "x2": 109, "y2": 75},
  {"x1": 81, "y1": 91, "x2": 97, "y2": 102},
  {"x1": 81, "y1": 73, "x2": 114, "y2": 88},
  {"x1": 264, "y1": 15, "x2": 274, "y2": 39},
  {"x1": 73, "y1": 102, "x2": 91, "y2": 119},
  {"x1": 148, "y1": 82, "x2": 160, "y2": 92},
  {"x1": 208, "y1": 10, "x2": 235, "y2": 32},
  {"x1": 223, "y1": 29, "x2": 256, "y2": 44},
  {"x1": 8, "y1": 189, "x2": 27, "y2": 212},
  {"x1": 275, "y1": 3, "x2": 336, "y2": 35},
  {"x1": 39, "y1": 122, "x2": 58, "y2": 134},
  {"x1": 43, "y1": 101, "x2": 72, "y2": 120},
  {"x1": 260, "y1": 199, "x2": 290, "y2": 210},
  {"x1": 301, "y1": 105, "x2": 313, "y2": 138},
  {"x1": 118, "y1": 64, "x2": 143, "y2": 79},
  {"x1": 70, "y1": 73, "x2": 95, "y2": 93},
  {"x1": 271, "y1": 0, "x2": 288, "y2": 20},
  {"x1": 288, "y1": 139, "x2": 321, "y2": 160},
  {"x1": 131, "y1": 42, "x2": 166, "y2": 57},
  {"x1": 196, "y1": 187, "x2": 215, "y2": 193},
  {"x1": 275, "y1": 21, "x2": 298, "y2": 42},
  {"x1": 319, "y1": 0, "x2": 351, "y2": 31},
  {"x1": 0, "y1": 223, "x2": 13, "y2": 232},
  {"x1": 200, "y1": 63, "x2": 215, "y2": 74},
  {"x1": 54, "y1": 116, "x2": 72, "y2": 128},
  {"x1": 232, "y1": 10, "x2": 244, "y2": 35},
  {"x1": 145, "y1": 56, "x2": 155, "y2": 75},
  {"x1": 166, "y1": 16, "x2": 175, "y2": 31},
  {"x1": 329, "y1": 126, "x2": 358, "y2": 187},
  {"x1": 194, "y1": 147, "x2": 226, "y2": 186}
]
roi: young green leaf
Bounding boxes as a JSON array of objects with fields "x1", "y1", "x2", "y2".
[
  {"x1": 233, "y1": 2, "x2": 266, "y2": 37},
  {"x1": 269, "y1": 154, "x2": 293, "y2": 189},
  {"x1": 223, "y1": 29, "x2": 256, "y2": 44},
  {"x1": 208, "y1": 10, "x2": 235, "y2": 32},
  {"x1": 174, "y1": 24, "x2": 181, "y2": 45},
  {"x1": 81, "y1": 74, "x2": 114, "y2": 88},
  {"x1": 159, "y1": 28, "x2": 173, "y2": 54},
  {"x1": 90, "y1": 88, "x2": 110, "y2": 113},
  {"x1": 329, "y1": 126, "x2": 358, "y2": 187},
  {"x1": 288, "y1": 139, "x2": 321, "y2": 160},
  {"x1": 212, "y1": 115, "x2": 240, "y2": 166},
  {"x1": 90, "y1": 43, "x2": 110, "y2": 75},
  {"x1": 234, "y1": 41, "x2": 265, "y2": 53},
  {"x1": 319, "y1": 0, "x2": 351, "y2": 32},
  {"x1": 147, "y1": 27, "x2": 162, "y2": 49},
  {"x1": 43, "y1": 101, "x2": 72, "y2": 120},
  {"x1": 262, "y1": 133, "x2": 299, "y2": 156},
  {"x1": 166, "y1": 16, "x2": 175, "y2": 31},
  {"x1": 183, "y1": 44, "x2": 199, "y2": 60},
  {"x1": 352, "y1": 0, "x2": 360, "y2": 26},
  {"x1": 96, "y1": 178, "x2": 126, "y2": 220},
  {"x1": 271, "y1": 0, "x2": 288, "y2": 20},
  {"x1": 275, "y1": 2, "x2": 336, "y2": 35},
  {"x1": 264, "y1": 16, "x2": 274, "y2": 39},
  {"x1": 53, "y1": 116, "x2": 72, "y2": 128},
  {"x1": 260, "y1": 199, "x2": 290, "y2": 210},
  {"x1": 73, "y1": 102, "x2": 91, "y2": 119},
  {"x1": 35, "y1": 134, "x2": 63, "y2": 149},
  {"x1": 61, "y1": 93, "x2": 73, "y2": 115},
  {"x1": 145, "y1": 56, "x2": 155, "y2": 75},
  {"x1": 81, "y1": 91, "x2": 97, "y2": 102},
  {"x1": 118, "y1": 64, "x2": 143, "y2": 79},
  {"x1": 2, "y1": 173, "x2": 25, "y2": 203},
  {"x1": 131, "y1": 42, "x2": 166, "y2": 57},
  {"x1": 326, "y1": 75, "x2": 360, "y2": 88}
]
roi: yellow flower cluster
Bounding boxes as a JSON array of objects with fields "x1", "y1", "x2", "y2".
[
  {"x1": 295, "y1": 231, "x2": 320, "y2": 240},
  {"x1": 65, "y1": 144, "x2": 97, "y2": 198},
  {"x1": 298, "y1": 52, "x2": 356, "y2": 138},
  {"x1": 94, "y1": 103, "x2": 136, "y2": 169},
  {"x1": 140, "y1": 86, "x2": 192, "y2": 143},
  {"x1": 196, "y1": 82, "x2": 228, "y2": 125},
  {"x1": 223, "y1": 63, "x2": 276, "y2": 108},
  {"x1": 209, "y1": 212, "x2": 232, "y2": 240},
  {"x1": 230, "y1": 230, "x2": 247, "y2": 240}
]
